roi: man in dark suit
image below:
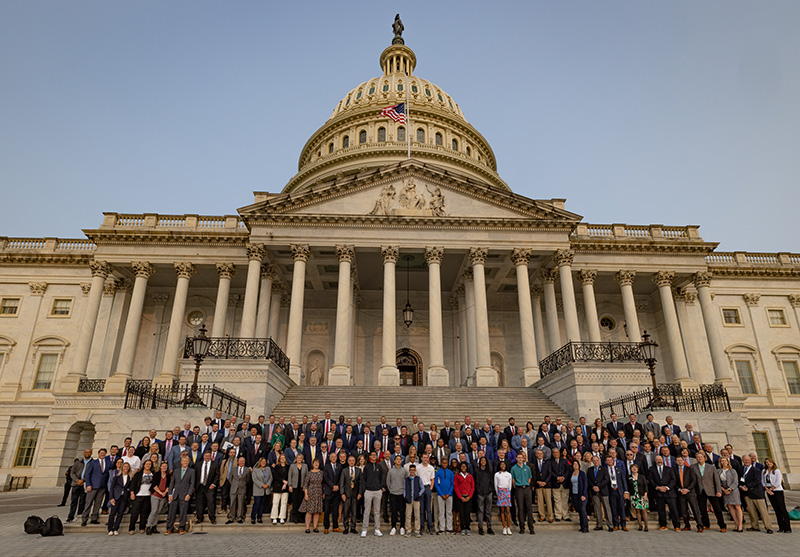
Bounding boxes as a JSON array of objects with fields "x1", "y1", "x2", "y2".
[
  {"x1": 245, "y1": 434, "x2": 266, "y2": 467},
  {"x1": 306, "y1": 423, "x2": 323, "y2": 445},
  {"x1": 341, "y1": 425, "x2": 357, "y2": 453},
  {"x1": 648, "y1": 455, "x2": 680, "y2": 530},
  {"x1": 359, "y1": 426, "x2": 375, "y2": 456},
  {"x1": 209, "y1": 424, "x2": 224, "y2": 447},
  {"x1": 532, "y1": 449, "x2": 553, "y2": 522},
  {"x1": 166, "y1": 453, "x2": 196, "y2": 534},
  {"x1": 388, "y1": 418, "x2": 404, "y2": 439},
  {"x1": 81, "y1": 448, "x2": 110, "y2": 526},
  {"x1": 623, "y1": 413, "x2": 644, "y2": 441},
  {"x1": 739, "y1": 455, "x2": 773, "y2": 532},
  {"x1": 160, "y1": 432, "x2": 176, "y2": 459},
  {"x1": 606, "y1": 413, "x2": 623, "y2": 439},
  {"x1": 319, "y1": 412, "x2": 335, "y2": 439},
  {"x1": 374, "y1": 416, "x2": 390, "y2": 439},
  {"x1": 323, "y1": 451, "x2": 346, "y2": 533},
  {"x1": 604, "y1": 454, "x2": 628, "y2": 530},
  {"x1": 661, "y1": 416, "x2": 681, "y2": 439},
  {"x1": 587, "y1": 455, "x2": 613, "y2": 530},
  {"x1": 702, "y1": 443, "x2": 720, "y2": 466},
  {"x1": 658, "y1": 446, "x2": 676, "y2": 468},
  {"x1": 339, "y1": 455, "x2": 362, "y2": 534},
  {"x1": 303, "y1": 436, "x2": 321, "y2": 466},
  {"x1": 236, "y1": 414, "x2": 252, "y2": 434},
  {"x1": 503, "y1": 418, "x2": 516, "y2": 446},
  {"x1": 675, "y1": 456, "x2": 702, "y2": 531},
  {"x1": 195, "y1": 450, "x2": 220, "y2": 524}
]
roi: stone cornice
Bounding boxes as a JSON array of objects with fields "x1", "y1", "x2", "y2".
[
  {"x1": 84, "y1": 229, "x2": 248, "y2": 247},
  {"x1": 571, "y1": 242, "x2": 715, "y2": 255},
  {"x1": 0, "y1": 253, "x2": 95, "y2": 266},
  {"x1": 708, "y1": 267, "x2": 800, "y2": 278}
]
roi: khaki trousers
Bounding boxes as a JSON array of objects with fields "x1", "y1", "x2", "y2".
[
  {"x1": 537, "y1": 487, "x2": 553, "y2": 521},
  {"x1": 405, "y1": 500, "x2": 421, "y2": 533},
  {"x1": 745, "y1": 496, "x2": 772, "y2": 530},
  {"x1": 552, "y1": 487, "x2": 569, "y2": 519}
]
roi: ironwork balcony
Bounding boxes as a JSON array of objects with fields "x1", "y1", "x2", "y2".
[
  {"x1": 183, "y1": 337, "x2": 290, "y2": 375},
  {"x1": 599, "y1": 383, "x2": 731, "y2": 421},
  {"x1": 77, "y1": 378, "x2": 106, "y2": 392},
  {"x1": 123, "y1": 381, "x2": 247, "y2": 419},
  {"x1": 538, "y1": 341, "x2": 645, "y2": 378}
]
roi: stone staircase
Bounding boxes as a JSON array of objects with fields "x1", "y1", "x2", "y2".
[{"x1": 272, "y1": 386, "x2": 572, "y2": 425}]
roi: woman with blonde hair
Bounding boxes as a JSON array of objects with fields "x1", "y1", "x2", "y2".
[
  {"x1": 763, "y1": 458, "x2": 791, "y2": 533},
  {"x1": 717, "y1": 456, "x2": 743, "y2": 532},
  {"x1": 251, "y1": 457, "x2": 273, "y2": 524}
]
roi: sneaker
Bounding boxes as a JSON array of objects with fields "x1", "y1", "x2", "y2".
[
  {"x1": 113, "y1": 531, "x2": 119, "y2": 536},
  {"x1": 374, "y1": 530, "x2": 383, "y2": 537},
  {"x1": 415, "y1": 532, "x2": 421, "y2": 538},
  {"x1": 390, "y1": 527, "x2": 396, "y2": 536},
  {"x1": 361, "y1": 530, "x2": 367, "y2": 538},
  {"x1": 280, "y1": 519, "x2": 285, "y2": 524},
  {"x1": 272, "y1": 519, "x2": 277, "y2": 524},
  {"x1": 108, "y1": 531, "x2": 114, "y2": 536},
  {"x1": 400, "y1": 527, "x2": 405, "y2": 536}
]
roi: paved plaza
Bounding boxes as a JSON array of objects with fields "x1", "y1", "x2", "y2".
[{"x1": 1, "y1": 490, "x2": 797, "y2": 557}]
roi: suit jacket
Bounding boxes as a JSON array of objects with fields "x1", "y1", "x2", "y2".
[
  {"x1": 740, "y1": 464, "x2": 765, "y2": 499},
  {"x1": 194, "y1": 459, "x2": 220, "y2": 488},
  {"x1": 84, "y1": 458, "x2": 111, "y2": 490},
  {"x1": 209, "y1": 431, "x2": 225, "y2": 446},
  {"x1": 642, "y1": 421, "x2": 660, "y2": 438},
  {"x1": 606, "y1": 421, "x2": 623, "y2": 438},
  {"x1": 160, "y1": 438, "x2": 176, "y2": 458},
  {"x1": 587, "y1": 465, "x2": 610, "y2": 497},
  {"x1": 169, "y1": 466, "x2": 196, "y2": 499},
  {"x1": 606, "y1": 463, "x2": 629, "y2": 494},
  {"x1": 358, "y1": 432, "x2": 375, "y2": 453},
  {"x1": 434, "y1": 446, "x2": 451, "y2": 468},
  {"x1": 648, "y1": 465, "x2": 677, "y2": 498},
  {"x1": 246, "y1": 442, "x2": 267, "y2": 467},
  {"x1": 228, "y1": 465, "x2": 250, "y2": 495},
  {"x1": 109, "y1": 473, "x2": 132, "y2": 502},
  {"x1": 341, "y1": 433, "x2": 357, "y2": 452},
  {"x1": 318, "y1": 419, "x2": 335, "y2": 438},
  {"x1": 168, "y1": 445, "x2": 189, "y2": 470},
  {"x1": 549, "y1": 458, "x2": 571, "y2": 489},
  {"x1": 303, "y1": 445, "x2": 323, "y2": 466},
  {"x1": 679, "y1": 430, "x2": 698, "y2": 445},
  {"x1": 531, "y1": 458, "x2": 552, "y2": 487},
  {"x1": 339, "y1": 465, "x2": 361, "y2": 498},
  {"x1": 661, "y1": 423, "x2": 681, "y2": 439},
  {"x1": 623, "y1": 422, "x2": 644, "y2": 440},
  {"x1": 674, "y1": 464, "x2": 698, "y2": 494},
  {"x1": 284, "y1": 425, "x2": 301, "y2": 445},
  {"x1": 690, "y1": 462, "x2": 721, "y2": 496},
  {"x1": 374, "y1": 424, "x2": 391, "y2": 439},
  {"x1": 323, "y1": 460, "x2": 342, "y2": 496},
  {"x1": 305, "y1": 430, "x2": 323, "y2": 445}
]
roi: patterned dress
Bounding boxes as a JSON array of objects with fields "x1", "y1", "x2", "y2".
[
  {"x1": 298, "y1": 469, "x2": 324, "y2": 514},
  {"x1": 629, "y1": 475, "x2": 648, "y2": 510}
]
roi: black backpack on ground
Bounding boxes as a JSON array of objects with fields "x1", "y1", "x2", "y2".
[
  {"x1": 24, "y1": 515, "x2": 45, "y2": 535},
  {"x1": 41, "y1": 515, "x2": 63, "y2": 536}
]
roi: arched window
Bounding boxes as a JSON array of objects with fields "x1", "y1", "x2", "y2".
[
  {"x1": 359, "y1": 130, "x2": 367, "y2": 144},
  {"x1": 356, "y1": 91, "x2": 362, "y2": 100},
  {"x1": 411, "y1": 84, "x2": 418, "y2": 93},
  {"x1": 397, "y1": 83, "x2": 403, "y2": 92},
  {"x1": 397, "y1": 127, "x2": 405, "y2": 142},
  {"x1": 452, "y1": 139, "x2": 458, "y2": 151},
  {"x1": 416, "y1": 128, "x2": 425, "y2": 143},
  {"x1": 342, "y1": 135, "x2": 349, "y2": 148},
  {"x1": 328, "y1": 143, "x2": 334, "y2": 153},
  {"x1": 466, "y1": 146, "x2": 471, "y2": 156},
  {"x1": 383, "y1": 83, "x2": 390, "y2": 92},
  {"x1": 377, "y1": 127, "x2": 386, "y2": 142},
  {"x1": 368, "y1": 86, "x2": 375, "y2": 95},
  {"x1": 435, "y1": 132, "x2": 443, "y2": 146}
]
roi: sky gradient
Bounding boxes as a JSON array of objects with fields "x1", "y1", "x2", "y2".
[{"x1": 2, "y1": 1, "x2": 798, "y2": 252}]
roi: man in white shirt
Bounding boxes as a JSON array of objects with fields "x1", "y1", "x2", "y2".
[{"x1": 416, "y1": 454, "x2": 436, "y2": 534}]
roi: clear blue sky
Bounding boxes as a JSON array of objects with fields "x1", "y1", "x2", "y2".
[{"x1": 2, "y1": 1, "x2": 798, "y2": 252}]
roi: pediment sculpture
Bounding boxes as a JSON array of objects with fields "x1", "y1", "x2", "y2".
[{"x1": 368, "y1": 179, "x2": 447, "y2": 217}]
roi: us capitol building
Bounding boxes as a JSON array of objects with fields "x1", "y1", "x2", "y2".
[{"x1": 2, "y1": 27, "x2": 800, "y2": 488}]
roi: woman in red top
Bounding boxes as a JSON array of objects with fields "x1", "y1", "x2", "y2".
[{"x1": 454, "y1": 461, "x2": 475, "y2": 535}]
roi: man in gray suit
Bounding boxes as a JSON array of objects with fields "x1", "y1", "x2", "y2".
[
  {"x1": 166, "y1": 453, "x2": 195, "y2": 534},
  {"x1": 642, "y1": 413, "x2": 660, "y2": 439},
  {"x1": 226, "y1": 455, "x2": 251, "y2": 524},
  {"x1": 339, "y1": 454, "x2": 362, "y2": 534}
]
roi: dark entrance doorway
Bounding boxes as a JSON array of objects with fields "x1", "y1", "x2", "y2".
[{"x1": 396, "y1": 348, "x2": 422, "y2": 386}]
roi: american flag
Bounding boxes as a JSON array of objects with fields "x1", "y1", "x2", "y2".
[{"x1": 379, "y1": 102, "x2": 405, "y2": 123}]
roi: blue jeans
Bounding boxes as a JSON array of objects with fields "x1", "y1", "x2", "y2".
[
  {"x1": 420, "y1": 486, "x2": 433, "y2": 529},
  {"x1": 251, "y1": 495, "x2": 265, "y2": 520}
]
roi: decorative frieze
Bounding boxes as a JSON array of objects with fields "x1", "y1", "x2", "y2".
[
  {"x1": 216, "y1": 262, "x2": 237, "y2": 279},
  {"x1": 28, "y1": 281, "x2": 47, "y2": 296},
  {"x1": 306, "y1": 321, "x2": 329, "y2": 333},
  {"x1": 579, "y1": 269, "x2": 597, "y2": 285},
  {"x1": 743, "y1": 293, "x2": 760, "y2": 306},
  {"x1": 425, "y1": 246, "x2": 444, "y2": 265}
]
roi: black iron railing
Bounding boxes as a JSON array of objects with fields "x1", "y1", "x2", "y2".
[
  {"x1": 539, "y1": 341, "x2": 645, "y2": 378},
  {"x1": 123, "y1": 381, "x2": 247, "y2": 419},
  {"x1": 183, "y1": 337, "x2": 290, "y2": 375},
  {"x1": 599, "y1": 383, "x2": 731, "y2": 421},
  {"x1": 77, "y1": 378, "x2": 106, "y2": 392}
]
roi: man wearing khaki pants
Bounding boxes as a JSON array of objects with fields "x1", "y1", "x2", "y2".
[
  {"x1": 740, "y1": 455, "x2": 773, "y2": 533},
  {"x1": 549, "y1": 451, "x2": 571, "y2": 521},
  {"x1": 532, "y1": 450, "x2": 553, "y2": 522}
]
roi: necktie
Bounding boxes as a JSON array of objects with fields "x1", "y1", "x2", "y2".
[
  {"x1": 100, "y1": 460, "x2": 105, "y2": 473},
  {"x1": 680, "y1": 467, "x2": 684, "y2": 485},
  {"x1": 203, "y1": 462, "x2": 208, "y2": 484},
  {"x1": 181, "y1": 468, "x2": 185, "y2": 479},
  {"x1": 238, "y1": 467, "x2": 242, "y2": 477},
  {"x1": 658, "y1": 466, "x2": 663, "y2": 478}
]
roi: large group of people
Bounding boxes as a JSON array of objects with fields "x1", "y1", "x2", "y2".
[{"x1": 59, "y1": 410, "x2": 792, "y2": 537}]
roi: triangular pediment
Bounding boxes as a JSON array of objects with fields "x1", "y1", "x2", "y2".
[{"x1": 239, "y1": 160, "x2": 582, "y2": 224}]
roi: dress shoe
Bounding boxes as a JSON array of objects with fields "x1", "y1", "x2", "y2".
[
  {"x1": 210, "y1": 520, "x2": 216, "y2": 525},
  {"x1": 698, "y1": 528, "x2": 704, "y2": 533},
  {"x1": 720, "y1": 527, "x2": 726, "y2": 532},
  {"x1": 478, "y1": 528, "x2": 484, "y2": 535},
  {"x1": 622, "y1": 527, "x2": 629, "y2": 532},
  {"x1": 57, "y1": 504, "x2": 66, "y2": 507},
  {"x1": 343, "y1": 527, "x2": 349, "y2": 534},
  {"x1": 80, "y1": 522, "x2": 87, "y2": 527},
  {"x1": 226, "y1": 519, "x2": 234, "y2": 524},
  {"x1": 257, "y1": 518, "x2": 263, "y2": 523},
  {"x1": 609, "y1": 527, "x2": 614, "y2": 532},
  {"x1": 324, "y1": 529, "x2": 328, "y2": 534},
  {"x1": 164, "y1": 530, "x2": 172, "y2": 535},
  {"x1": 179, "y1": 530, "x2": 186, "y2": 535},
  {"x1": 747, "y1": 527, "x2": 760, "y2": 532},
  {"x1": 682, "y1": 526, "x2": 691, "y2": 531},
  {"x1": 519, "y1": 528, "x2": 525, "y2": 534},
  {"x1": 313, "y1": 528, "x2": 319, "y2": 533},
  {"x1": 529, "y1": 529, "x2": 535, "y2": 535},
  {"x1": 237, "y1": 519, "x2": 243, "y2": 524},
  {"x1": 674, "y1": 527, "x2": 680, "y2": 531},
  {"x1": 487, "y1": 528, "x2": 495, "y2": 535},
  {"x1": 594, "y1": 526, "x2": 603, "y2": 531},
  {"x1": 333, "y1": 527, "x2": 342, "y2": 532},
  {"x1": 659, "y1": 526, "x2": 667, "y2": 530},
  {"x1": 196, "y1": 519, "x2": 204, "y2": 524},
  {"x1": 90, "y1": 520, "x2": 100, "y2": 525},
  {"x1": 766, "y1": 529, "x2": 773, "y2": 534},
  {"x1": 614, "y1": 526, "x2": 619, "y2": 531}
]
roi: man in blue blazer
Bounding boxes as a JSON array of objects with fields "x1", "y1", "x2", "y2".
[
  {"x1": 603, "y1": 454, "x2": 629, "y2": 530},
  {"x1": 168, "y1": 436, "x2": 189, "y2": 471},
  {"x1": 81, "y1": 448, "x2": 110, "y2": 526}
]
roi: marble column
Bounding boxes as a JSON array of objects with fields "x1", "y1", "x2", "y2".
[
  {"x1": 511, "y1": 249, "x2": 539, "y2": 386},
  {"x1": 579, "y1": 269, "x2": 602, "y2": 342},
  {"x1": 105, "y1": 262, "x2": 155, "y2": 393},
  {"x1": 239, "y1": 244, "x2": 265, "y2": 338},
  {"x1": 452, "y1": 295, "x2": 465, "y2": 386},
  {"x1": 329, "y1": 245, "x2": 354, "y2": 385},
  {"x1": 531, "y1": 286, "x2": 548, "y2": 359},
  {"x1": 286, "y1": 244, "x2": 310, "y2": 384},
  {"x1": 541, "y1": 269, "x2": 562, "y2": 352},
  {"x1": 255, "y1": 264, "x2": 276, "y2": 338},
  {"x1": 652, "y1": 271, "x2": 690, "y2": 382},
  {"x1": 554, "y1": 249, "x2": 581, "y2": 342},
  {"x1": 378, "y1": 246, "x2": 400, "y2": 385},
  {"x1": 211, "y1": 263, "x2": 236, "y2": 338},
  {"x1": 456, "y1": 286, "x2": 470, "y2": 386},
  {"x1": 615, "y1": 270, "x2": 642, "y2": 343},
  {"x1": 155, "y1": 262, "x2": 195, "y2": 385},
  {"x1": 463, "y1": 270, "x2": 478, "y2": 385},
  {"x1": 693, "y1": 271, "x2": 733, "y2": 383},
  {"x1": 425, "y1": 247, "x2": 449, "y2": 385},
  {"x1": 268, "y1": 284, "x2": 283, "y2": 340},
  {"x1": 58, "y1": 261, "x2": 110, "y2": 392},
  {"x1": 470, "y1": 248, "x2": 496, "y2": 386}
]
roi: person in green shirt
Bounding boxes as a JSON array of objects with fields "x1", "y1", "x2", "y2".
[{"x1": 511, "y1": 454, "x2": 535, "y2": 534}]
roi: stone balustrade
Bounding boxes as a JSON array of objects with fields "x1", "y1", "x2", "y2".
[
  {"x1": 572, "y1": 223, "x2": 701, "y2": 241},
  {"x1": 0, "y1": 237, "x2": 96, "y2": 252},
  {"x1": 705, "y1": 251, "x2": 800, "y2": 268},
  {"x1": 99, "y1": 212, "x2": 246, "y2": 230}
]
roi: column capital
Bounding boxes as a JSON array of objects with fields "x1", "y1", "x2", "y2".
[
  {"x1": 469, "y1": 247, "x2": 488, "y2": 265},
  {"x1": 449, "y1": 296, "x2": 459, "y2": 310},
  {"x1": 246, "y1": 243, "x2": 266, "y2": 262},
  {"x1": 743, "y1": 293, "x2": 760, "y2": 306},
  {"x1": 28, "y1": 281, "x2": 48, "y2": 296},
  {"x1": 789, "y1": 294, "x2": 800, "y2": 308},
  {"x1": 132, "y1": 261, "x2": 155, "y2": 279},
  {"x1": 103, "y1": 278, "x2": 129, "y2": 296},
  {"x1": 152, "y1": 293, "x2": 170, "y2": 305},
  {"x1": 539, "y1": 268, "x2": 558, "y2": 284},
  {"x1": 89, "y1": 260, "x2": 111, "y2": 278},
  {"x1": 215, "y1": 262, "x2": 237, "y2": 279},
  {"x1": 510, "y1": 248, "x2": 532, "y2": 266},
  {"x1": 693, "y1": 271, "x2": 713, "y2": 288},
  {"x1": 425, "y1": 246, "x2": 444, "y2": 265},
  {"x1": 260, "y1": 263, "x2": 277, "y2": 279},
  {"x1": 673, "y1": 287, "x2": 696, "y2": 304},
  {"x1": 455, "y1": 284, "x2": 466, "y2": 296},
  {"x1": 530, "y1": 285, "x2": 543, "y2": 297},
  {"x1": 174, "y1": 262, "x2": 196, "y2": 280},
  {"x1": 336, "y1": 244, "x2": 355, "y2": 263},
  {"x1": 291, "y1": 244, "x2": 311, "y2": 262},
  {"x1": 553, "y1": 249, "x2": 574, "y2": 267},
  {"x1": 652, "y1": 270, "x2": 675, "y2": 288},
  {"x1": 80, "y1": 283, "x2": 92, "y2": 296},
  {"x1": 614, "y1": 270, "x2": 636, "y2": 286},
  {"x1": 579, "y1": 269, "x2": 598, "y2": 285},
  {"x1": 461, "y1": 267, "x2": 474, "y2": 283},
  {"x1": 381, "y1": 245, "x2": 399, "y2": 263}
]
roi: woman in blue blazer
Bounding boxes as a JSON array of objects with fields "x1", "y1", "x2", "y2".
[
  {"x1": 569, "y1": 459, "x2": 590, "y2": 533},
  {"x1": 107, "y1": 462, "x2": 132, "y2": 535}
]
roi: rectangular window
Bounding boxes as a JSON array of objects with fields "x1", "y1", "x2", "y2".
[
  {"x1": 782, "y1": 360, "x2": 800, "y2": 395},
  {"x1": 14, "y1": 429, "x2": 39, "y2": 467},
  {"x1": 51, "y1": 299, "x2": 72, "y2": 316},
  {"x1": 751, "y1": 432, "x2": 773, "y2": 464},
  {"x1": 0, "y1": 298, "x2": 20, "y2": 315},
  {"x1": 0, "y1": 353, "x2": 5, "y2": 372},
  {"x1": 722, "y1": 308, "x2": 741, "y2": 325},
  {"x1": 768, "y1": 309, "x2": 787, "y2": 326},
  {"x1": 33, "y1": 354, "x2": 58, "y2": 390},
  {"x1": 734, "y1": 360, "x2": 757, "y2": 394}
]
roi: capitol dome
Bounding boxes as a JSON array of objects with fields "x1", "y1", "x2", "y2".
[{"x1": 283, "y1": 40, "x2": 508, "y2": 193}]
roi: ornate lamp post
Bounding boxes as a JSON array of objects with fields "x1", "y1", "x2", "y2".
[
  {"x1": 402, "y1": 255, "x2": 414, "y2": 328},
  {"x1": 641, "y1": 330, "x2": 667, "y2": 408},
  {"x1": 183, "y1": 324, "x2": 211, "y2": 407}
]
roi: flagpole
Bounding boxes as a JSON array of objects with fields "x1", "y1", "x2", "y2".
[{"x1": 406, "y1": 72, "x2": 411, "y2": 160}]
